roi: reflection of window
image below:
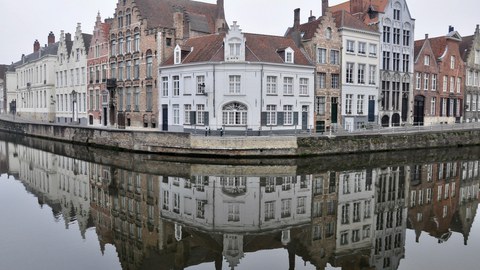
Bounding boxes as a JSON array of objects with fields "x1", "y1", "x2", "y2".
[
  {"x1": 281, "y1": 199, "x2": 291, "y2": 218},
  {"x1": 228, "y1": 204, "x2": 240, "y2": 222},
  {"x1": 265, "y1": 201, "x2": 275, "y2": 221},
  {"x1": 297, "y1": 197, "x2": 306, "y2": 214}
]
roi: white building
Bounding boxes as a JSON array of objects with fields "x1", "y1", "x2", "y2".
[
  {"x1": 332, "y1": 10, "x2": 381, "y2": 131},
  {"x1": 55, "y1": 24, "x2": 91, "y2": 125},
  {"x1": 8, "y1": 32, "x2": 58, "y2": 122},
  {"x1": 159, "y1": 22, "x2": 315, "y2": 135}
]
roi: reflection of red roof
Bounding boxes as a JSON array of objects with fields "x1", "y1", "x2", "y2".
[{"x1": 162, "y1": 33, "x2": 312, "y2": 66}]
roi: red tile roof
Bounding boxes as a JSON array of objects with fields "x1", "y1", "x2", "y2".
[
  {"x1": 331, "y1": 10, "x2": 378, "y2": 33},
  {"x1": 330, "y1": 0, "x2": 389, "y2": 25},
  {"x1": 162, "y1": 33, "x2": 312, "y2": 66}
]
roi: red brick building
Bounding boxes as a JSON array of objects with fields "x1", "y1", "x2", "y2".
[
  {"x1": 108, "y1": 0, "x2": 226, "y2": 129},
  {"x1": 87, "y1": 13, "x2": 112, "y2": 126},
  {"x1": 414, "y1": 27, "x2": 465, "y2": 125}
]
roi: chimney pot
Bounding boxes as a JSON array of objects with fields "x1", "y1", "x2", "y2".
[
  {"x1": 48, "y1": 31, "x2": 55, "y2": 45},
  {"x1": 33, "y1": 39, "x2": 40, "y2": 53}
]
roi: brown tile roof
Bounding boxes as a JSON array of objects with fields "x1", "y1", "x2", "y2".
[
  {"x1": 427, "y1": 36, "x2": 448, "y2": 60},
  {"x1": 330, "y1": 0, "x2": 389, "y2": 25},
  {"x1": 162, "y1": 33, "x2": 312, "y2": 66},
  {"x1": 414, "y1": 39, "x2": 426, "y2": 60},
  {"x1": 135, "y1": 0, "x2": 222, "y2": 33},
  {"x1": 331, "y1": 10, "x2": 378, "y2": 33}
]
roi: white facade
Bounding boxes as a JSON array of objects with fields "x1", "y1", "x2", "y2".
[
  {"x1": 336, "y1": 169, "x2": 375, "y2": 253},
  {"x1": 55, "y1": 24, "x2": 90, "y2": 125},
  {"x1": 378, "y1": 0, "x2": 415, "y2": 127},
  {"x1": 159, "y1": 23, "x2": 315, "y2": 135},
  {"x1": 340, "y1": 25, "x2": 381, "y2": 131},
  {"x1": 13, "y1": 49, "x2": 57, "y2": 122}
]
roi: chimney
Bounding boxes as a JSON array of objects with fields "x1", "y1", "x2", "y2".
[
  {"x1": 48, "y1": 31, "x2": 55, "y2": 45},
  {"x1": 33, "y1": 40, "x2": 40, "y2": 53},
  {"x1": 476, "y1": 24, "x2": 480, "y2": 35},
  {"x1": 294, "y1": 8, "x2": 300, "y2": 29},
  {"x1": 449, "y1": 25, "x2": 455, "y2": 33},
  {"x1": 308, "y1": 10, "x2": 316, "y2": 22},
  {"x1": 322, "y1": 0, "x2": 329, "y2": 16},
  {"x1": 425, "y1": 33, "x2": 429, "y2": 39},
  {"x1": 351, "y1": 0, "x2": 364, "y2": 15}
]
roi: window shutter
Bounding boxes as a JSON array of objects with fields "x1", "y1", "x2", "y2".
[
  {"x1": 277, "y1": 112, "x2": 284, "y2": 126},
  {"x1": 204, "y1": 112, "x2": 209, "y2": 126},
  {"x1": 190, "y1": 111, "x2": 196, "y2": 125},
  {"x1": 261, "y1": 112, "x2": 267, "y2": 126},
  {"x1": 294, "y1": 112, "x2": 299, "y2": 125}
]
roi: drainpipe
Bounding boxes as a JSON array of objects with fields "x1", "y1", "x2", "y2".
[
  {"x1": 213, "y1": 64, "x2": 216, "y2": 118},
  {"x1": 260, "y1": 64, "x2": 264, "y2": 132}
]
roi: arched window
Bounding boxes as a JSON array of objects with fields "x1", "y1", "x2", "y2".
[
  {"x1": 134, "y1": 28, "x2": 140, "y2": 52},
  {"x1": 145, "y1": 50, "x2": 153, "y2": 78},
  {"x1": 326, "y1": 27, "x2": 332, "y2": 40},
  {"x1": 222, "y1": 102, "x2": 247, "y2": 126},
  {"x1": 117, "y1": 11, "x2": 123, "y2": 28}
]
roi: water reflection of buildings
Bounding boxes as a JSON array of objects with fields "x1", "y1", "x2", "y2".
[
  {"x1": 3, "y1": 137, "x2": 480, "y2": 270},
  {"x1": 408, "y1": 161, "x2": 480, "y2": 245}
]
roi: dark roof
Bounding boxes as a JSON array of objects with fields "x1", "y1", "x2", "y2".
[
  {"x1": 0, "y1": 65, "x2": 7, "y2": 80},
  {"x1": 162, "y1": 33, "x2": 312, "y2": 66},
  {"x1": 9, "y1": 42, "x2": 59, "y2": 70},
  {"x1": 82, "y1": 33, "x2": 93, "y2": 52},
  {"x1": 459, "y1": 35, "x2": 474, "y2": 62},
  {"x1": 414, "y1": 39, "x2": 426, "y2": 60},
  {"x1": 135, "y1": 0, "x2": 223, "y2": 33}
]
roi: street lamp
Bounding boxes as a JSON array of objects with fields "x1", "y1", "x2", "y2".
[{"x1": 71, "y1": 90, "x2": 77, "y2": 123}]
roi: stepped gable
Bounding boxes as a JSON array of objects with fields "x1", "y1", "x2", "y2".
[
  {"x1": 162, "y1": 32, "x2": 312, "y2": 66},
  {"x1": 135, "y1": 0, "x2": 220, "y2": 33}
]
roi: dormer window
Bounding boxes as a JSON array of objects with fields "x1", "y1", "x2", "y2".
[
  {"x1": 285, "y1": 47, "x2": 294, "y2": 64},
  {"x1": 174, "y1": 45, "x2": 181, "y2": 64},
  {"x1": 225, "y1": 21, "x2": 246, "y2": 62},
  {"x1": 229, "y1": 38, "x2": 241, "y2": 57}
]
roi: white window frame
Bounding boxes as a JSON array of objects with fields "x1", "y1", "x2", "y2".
[
  {"x1": 266, "y1": 105, "x2": 277, "y2": 126},
  {"x1": 266, "y1": 76, "x2": 277, "y2": 94},
  {"x1": 283, "y1": 77, "x2": 294, "y2": 95},
  {"x1": 229, "y1": 75, "x2": 241, "y2": 94}
]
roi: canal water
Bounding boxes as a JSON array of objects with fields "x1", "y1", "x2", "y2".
[{"x1": 0, "y1": 132, "x2": 479, "y2": 270}]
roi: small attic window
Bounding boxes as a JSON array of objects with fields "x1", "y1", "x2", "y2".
[
  {"x1": 326, "y1": 28, "x2": 332, "y2": 40},
  {"x1": 174, "y1": 45, "x2": 181, "y2": 64},
  {"x1": 285, "y1": 47, "x2": 294, "y2": 63}
]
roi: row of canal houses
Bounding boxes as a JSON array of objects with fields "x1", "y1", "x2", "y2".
[{"x1": 4, "y1": 0, "x2": 480, "y2": 133}]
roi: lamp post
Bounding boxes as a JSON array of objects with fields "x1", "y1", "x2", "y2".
[{"x1": 71, "y1": 90, "x2": 77, "y2": 123}]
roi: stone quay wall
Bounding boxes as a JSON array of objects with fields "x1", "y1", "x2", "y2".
[{"x1": 1, "y1": 117, "x2": 480, "y2": 157}]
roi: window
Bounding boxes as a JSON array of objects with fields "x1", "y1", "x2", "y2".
[
  {"x1": 146, "y1": 55, "x2": 153, "y2": 78},
  {"x1": 393, "y1": 53, "x2": 400, "y2": 71},
  {"x1": 317, "y1": 48, "x2": 327, "y2": 64},
  {"x1": 358, "y1": 64, "x2": 365, "y2": 84},
  {"x1": 424, "y1": 73, "x2": 429, "y2": 90},
  {"x1": 475, "y1": 50, "x2": 480, "y2": 65},
  {"x1": 126, "y1": 60, "x2": 131, "y2": 80},
  {"x1": 286, "y1": 51, "x2": 293, "y2": 63},
  {"x1": 173, "y1": 105, "x2": 180, "y2": 125},
  {"x1": 118, "y1": 88, "x2": 123, "y2": 111},
  {"x1": 284, "y1": 105, "x2": 293, "y2": 125},
  {"x1": 118, "y1": 13, "x2": 123, "y2": 28},
  {"x1": 383, "y1": 26, "x2": 391, "y2": 43},
  {"x1": 266, "y1": 105, "x2": 277, "y2": 125},
  {"x1": 283, "y1": 77, "x2": 293, "y2": 95},
  {"x1": 266, "y1": 76, "x2": 277, "y2": 94},
  {"x1": 197, "y1": 104, "x2": 206, "y2": 125},
  {"x1": 126, "y1": 88, "x2": 131, "y2": 111},
  {"x1": 424, "y1": 55, "x2": 430, "y2": 66},
  {"x1": 341, "y1": 204, "x2": 350, "y2": 224},
  {"x1": 443, "y1": 76, "x2": 448, "y2": 92},
  {"x1": 222, "y1": 102, "x2": 247, "y2": 126},
  {"x1": 331, "y1": 74, "x2": 340, "y2": 88},
  {"x1": 383, "y1": 52, "x2": 391, "y2": 70},
  {"x1": 369, "y1": 44, "x2": 377, "y2": 57},
  {"x1": 197, "y1": 76, "x2": 205, "y2": 94},
  {"x1": 126, "y1": 35, "x2": 131, "y2": 53},
  {"x1": 162, "y1": 77, "x2": 168, "y2": 96},
  {"x1": 431, "y1": 97, "x2": 436, "y2": 115},
  {"x1": 394, "y1": 8, "x2": 400, "y2": 20},
  {"x1": 393, "y1": 28, "x2": 400, "y2": 44},
  {"x1": 299, "y1": 78, "x2": 309, "y2": 95},
  {"x1": 347, "y1": 40, "x2": 355, "y2": 53},
  {"x1": 111, "y1": 40, "x2": 117, "y2": 56},
  {"x1": 330, "y1": 50, "x2": 340, "y2": 64},
  {"x1": 403, "y1": 54, "x2": 410, "y2": 72},
  {"x1": 89, "y1": 90, "x2": 94, "y2": 110},
  {"x1": 118, "y1": 62, "x2": 124, "y2": 80},
  {"x1": 146, "y1": 86, "x2": 152, "y2": 111},
  {"x1": 134, "y1": 59, "x2": 139, "y2": 79},
  {"x1": 346, "y1": 63, "x2": 354, "y2": 83},
  {"x1": 118, "y1": 37, "x2": 124, "y2": 55},
  {"x1": 184, "y1": 104, "x2": 192, "y2": 124},
  {"x1": 457, "y1": 78, "x2": 462, "y2": 93},
  {"x1": 357, "y1": 95, "x2": 365, "y2": 114},
  {"x1": 125, "y1": 9, "x2": 131, "y2": 26},
  {"x1": 416, "y1": 73, "x2": 421, "y2": 90},
  {"x1": 229, "y1": 75, "x2": 241, "y2": 94},
  {"x1": 451, "y1": 56, "x2": 456, "y2": 69},
  {"x1": 403, "y1": 30, "x2": 410, "y2": 46},
  {"x1": 297, "y1": 197, "x2": 306, "y2": 214},
  {"x1": 358, "y1": 42, "x2": 366, "y2": 55},
  {"x1": 345, "y1": 94, "x2": 353, "y2": 114},
  {"x1": 134, "y1": 87, "x2": 140, "y2": 111},
  {"x1": 265, "y1": 201, "x2": 275, "y2": 221},
  {"x1": 173, "y1": 76, "x2": 180, "y2": 96},
  {"x1": 318, "y1": 73, "x2": 326, "y2": 89},
  {"x1": 134, "y1": 33, "x2": 140, "y2": 52},
  {"x1": 326, "y1": 27, "x2": 332, "y2": 39},
  {"x1": 369, "y1": 65, "x2": 377, "y2": 85},
  {"x1": 95, "y1": 90, "x2": 100, "y2": 110},
  {"x1": 229, "y1": 40, "x2": 241, "y2": 57},
  {"x1": 316, "y1": 96, "x2": 326, "y2": 115},
  {"x1": 281, "y1": 199, "x2": 292, "y2": 218},
  {"x1": 432, "y1": 74, "x2": 437, "y2": 90},
  {"x1": 450, "y1": 77, "x2": 455, "y2": 92}
]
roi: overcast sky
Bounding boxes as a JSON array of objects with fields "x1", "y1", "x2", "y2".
[{"x1": 0, "y1": 0, "x2": 479, "y2": 64}]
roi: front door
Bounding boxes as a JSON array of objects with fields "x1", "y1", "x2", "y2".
[
  {"x1": 331, "y1": 98, "x2": 338, "y2": 124},
  {"x1": 368, "y1": 99, "x2": 375, "y2": 122},
  {"x1": 413, "y1": 95, "x2": 425, "y2": 126},
  {"x1": 103, "y1": 107, "x2": 108, "y2": 126},
  {"x1": 162, "y1": 105, "x2": 168, "y2": 131}
]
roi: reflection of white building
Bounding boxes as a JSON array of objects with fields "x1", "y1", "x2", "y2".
[
  {"x1": 336, "y1": 169, "x2": 375, "y2": 255},
  {"x1": 160, "y1": 172, "x2": 312, "y2": 268},
  {"x1": 12, "y1": 144, "x2": 91, "y2": 237},
  {"x1": 371, "y1": 166, "x2": 409, "y2": 270}
]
